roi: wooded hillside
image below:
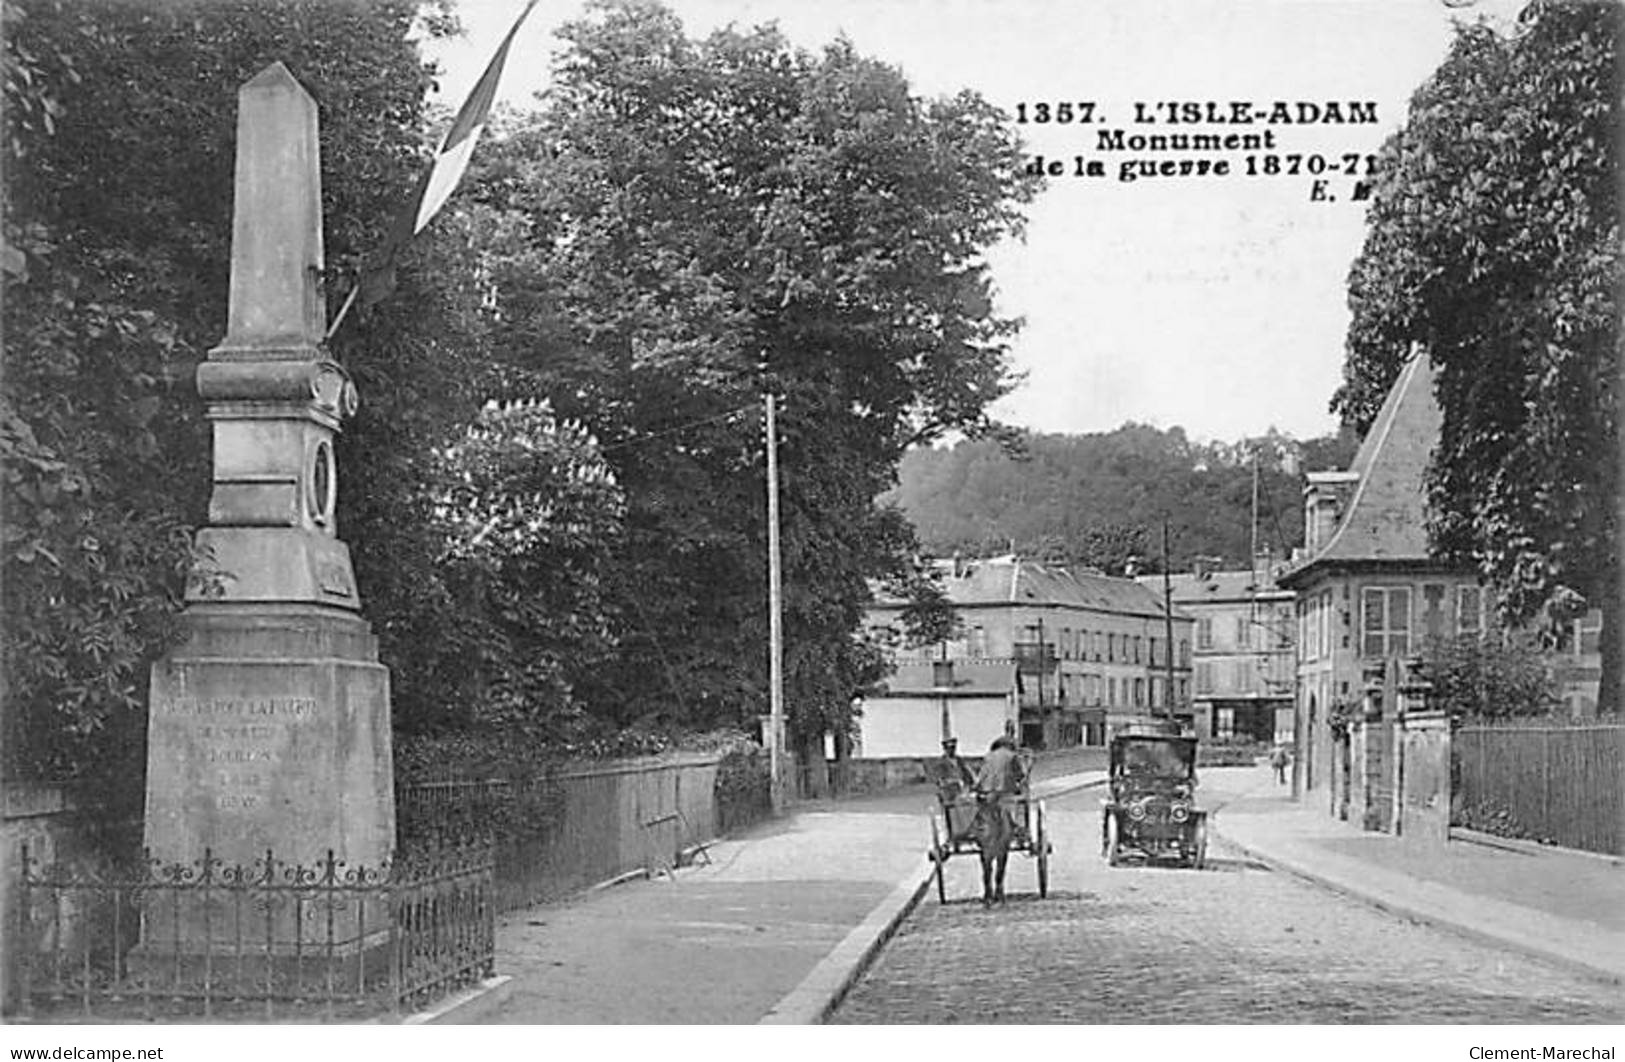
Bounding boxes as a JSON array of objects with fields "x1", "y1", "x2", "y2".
[{"x1": 885, "y1": 424, "x2": 1357, "y2": 574}]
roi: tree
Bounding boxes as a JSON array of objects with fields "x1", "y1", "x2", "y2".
[
  {"x1": 465, "y1": 0, "x2": 1039, "y2": 753},
  {"x1": 1335, "y1": 1, "x2": 1620, "y2": 712},
  {"x1": 424, "y1": 399, "x2": 624, "y2": 741},
  {"x1": 1, "y1": 0, "x2": 499, "y2": 780}
]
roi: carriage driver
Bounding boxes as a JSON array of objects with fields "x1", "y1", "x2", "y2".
[
  {"x1": 933, "y1": 738, "x2": 977, "y2": 799},
  {"x1": 975, "y1": 735, "x2": 1029, "y2": 847},
  {"x1": 933, "y1": 738, "x2": 977, "y2": 840}
]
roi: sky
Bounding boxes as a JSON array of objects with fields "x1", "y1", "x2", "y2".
[{"x1": 424, "y1": 0, "x2": 1523, "y2": 444}]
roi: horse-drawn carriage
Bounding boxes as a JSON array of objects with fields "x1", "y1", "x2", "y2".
[{"x1": 926, "y1": 770, "x2": 1051, "y2": 904}]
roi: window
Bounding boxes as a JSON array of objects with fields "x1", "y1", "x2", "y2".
[
  {"x1": 1276, "y1": 607, "x2": 1294, "y2": 648},
  {"x1": 1179, "y1": 639, "x2": 1189, "y2": 667},
  {"x1": 1196, "y1": 618, "x2": 1213, "y2": 650},
  {"x1": 1134, "y1": 678, "x2": 1145, "y2": 707},
  {"x1": 1149, "y1": 637, "x2": 1159, "y2": 666},
  {"x1": 1061, "y1": 627, "x2": 1073, "y2": 660},
  {"x1": 1423, "y1": 583, "x2": 1446, "y2": 643},
  {"x1": 1133, "y1": 636, "x2": 1142, "y2": 664},
  {"x1": 1361, "y1": 587, "x2": 1412, "y2": 658},
  {"x1": 970, "y1": 626, "x2": 987, "y2": 657},
  {"x1": 1108, "y1": 677, "x2": 1118, "y2": 705},
  {"x1": 1319, "y1": 590, "x2": 1334, "y2": 659},
  {"x1": 1195, "y1": 662, "x2": 1214, "y2": 694},
  {"x1": 1108, "y1": 634, "x2": 1116, "y2": 662},
  {"x1": 1235, "y1": 615, "x2": 1251, "y2": 649},
  {"x1": 1457, "y1": 586, "x2": 1482, "y2": 638}
]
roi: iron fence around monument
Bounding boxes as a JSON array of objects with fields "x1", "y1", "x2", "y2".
[{"x1": 12, "y1": 839, "x2": 494, "y2": 1021}]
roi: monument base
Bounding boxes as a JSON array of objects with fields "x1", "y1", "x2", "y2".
[{"x1": 143, "y1": 602, "x2": 395, "y2": 952}]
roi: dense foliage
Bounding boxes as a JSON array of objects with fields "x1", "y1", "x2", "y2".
[
  {"x1": 1335, "y1": 1, "x2": 1620, "y2": 711},
  {"x1": 1, "y1": 0, "x2": 630, "y2": 780},
  {"x1": 452, "y1": 0, "x2": 1040, "y2": 755},
  {"x1": 0, "y1": 0, "x2": 491, "y2": 782},
  {"x1": 888, "y1": 425, "x2": 1353, "y2": 574},
  {"x1": 1419, "y1": 634, "x2": 1558, "y2": 720}
]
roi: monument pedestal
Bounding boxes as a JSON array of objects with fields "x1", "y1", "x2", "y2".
[
  {"x1": 145, "y1": 604, "x2": 394, "y2": 870},
  {"x1": 140, "y1": 604, "x2": 394, "y2": 972}
]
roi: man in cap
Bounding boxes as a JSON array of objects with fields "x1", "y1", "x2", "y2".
[{"x1": 933, "y1": 737, "x2": 977, "y2": 840}]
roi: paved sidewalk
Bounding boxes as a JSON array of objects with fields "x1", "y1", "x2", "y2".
[
  {"x1": 1211, "y1": 766, "x2": 1625, "y2": 985},
  {"x1": 474, "y1": 765, "x2": 1104, "y2": 1024}
]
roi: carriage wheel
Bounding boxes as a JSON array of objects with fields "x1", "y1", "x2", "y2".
[
  {"x1": 1035, "y1": 802, "x2": 1050, "y2": 899},
  {"x1": 1104, "y1": 812, "x2": 1121, "y2": 867},
  {"x1": 1191, "y1": 818, "x2": 1208, "y2": 871},
  {"x1": 928, "y1": 813, "x2": 948, "y2": 903}
]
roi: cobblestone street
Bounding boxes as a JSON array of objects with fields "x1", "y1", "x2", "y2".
[{"x1": 832, "y1": 787, "x2": 1625, "y2": 1024}]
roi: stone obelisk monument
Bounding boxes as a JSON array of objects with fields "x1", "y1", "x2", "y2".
[{"x1": 144, "y1": 63, "x2": 394, "y2": 899}]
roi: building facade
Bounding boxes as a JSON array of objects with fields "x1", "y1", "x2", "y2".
[
  {"x1": 1281, "y1": 353, "x2": 1605, "y2": 830},
  {"x1": 1280, "y1": 354, "x2": 1481, "y2": 826},
  {"x1": 1146, "y1": 561, "x2": 1295, "y2": 744},
  {"x1": 862, "y1": 556, "x2": 1194, "y2": 756}
]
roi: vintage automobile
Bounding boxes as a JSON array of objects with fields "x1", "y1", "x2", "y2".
[{"x1": 1100, "y1": 728, "x2": 1208, "y2": 868}]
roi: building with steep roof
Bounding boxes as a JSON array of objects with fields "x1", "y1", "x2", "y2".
[
  {"x1": 861, "y1": 555, "x2": 1193, "y2": 757},
  {"x1": 1281, "y1": 353, "x2": 1605, "y2": 829},
  {"x1": 1280, "y1": 354, "x2": 1485, "y2": 826}
]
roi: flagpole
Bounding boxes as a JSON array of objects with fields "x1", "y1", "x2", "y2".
[
  {"x1": 325, "y1": 277, "x2": 361, "y2": 342},
  {"x1": 766, "y1": 393, "x2": 785, "y2": 812}
]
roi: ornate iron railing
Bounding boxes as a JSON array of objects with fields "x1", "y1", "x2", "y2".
[{"x1": 13, "y1": 840, "x2": 494, "y2": 1021}]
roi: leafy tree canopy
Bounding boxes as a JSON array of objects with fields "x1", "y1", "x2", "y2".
[
  {"x1": 1335, "y1": 0, "x2": 1619, "y2": 711},
  {"x1": 0, "y1": 0, "x2": 568, "y2": 778},
  {"x1": 454, "y1": 0, "x2": 1040, "y2": 750}
]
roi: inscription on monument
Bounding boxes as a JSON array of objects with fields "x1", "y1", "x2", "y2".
[{"x1": 161, "y1": 697, "x2": 315, "y2": 808}]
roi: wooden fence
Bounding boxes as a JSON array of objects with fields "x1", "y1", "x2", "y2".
[{"x1": 1452, "y1": 722, "x2": 1624, "y2": 856}]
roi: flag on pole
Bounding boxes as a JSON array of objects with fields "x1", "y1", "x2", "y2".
[{"x1": 355, "y1": 0, "x2": 540, "y2": 313}]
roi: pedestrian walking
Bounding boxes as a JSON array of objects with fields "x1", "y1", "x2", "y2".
[{"x1": 1270, "y1": 743, "x2": 1289, "y2": 784}]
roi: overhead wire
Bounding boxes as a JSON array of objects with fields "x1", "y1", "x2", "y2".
[{"x1": 597, "y1": 403, "x2": 763, "y2": 456}]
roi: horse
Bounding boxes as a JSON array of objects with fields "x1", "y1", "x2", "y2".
[{"x1": 969, "y1": 793, "x2": 1018, "y2": 906}]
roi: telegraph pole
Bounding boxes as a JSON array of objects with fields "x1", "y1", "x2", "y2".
[
  {"x1": 1163, "y1": 519, "x2": 1176, "y2": 725},
  {"x1": 765, "y1": 393, "x2": 785, "y2": 811}
]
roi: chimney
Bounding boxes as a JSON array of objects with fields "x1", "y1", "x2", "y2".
[{"x1": 1304, "y1": 471, "x2": 1360, "y2": 554}]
